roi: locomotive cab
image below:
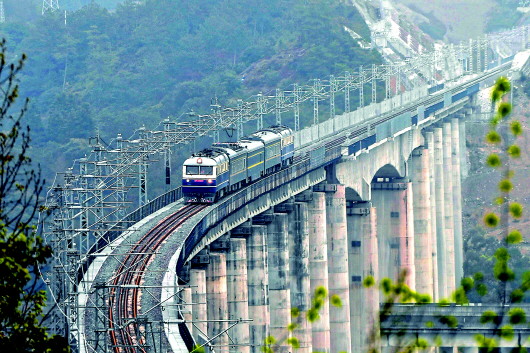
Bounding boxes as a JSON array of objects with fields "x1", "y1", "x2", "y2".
[{"x1": 182, "y1": 150, "x2": 229, "y2": 203}]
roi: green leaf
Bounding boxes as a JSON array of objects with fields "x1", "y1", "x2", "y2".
[
  {"x1": 330, "y1": 294, "x2": 342, "y2": 308},
  {"x1": 286, "y1": 337, "x2": 300, "y2": 349},
  {"x1": 498, "y1": 102, "x2": 512, "y2": 117},
  {"x1": 507, "y1": 144, "x2": 521, "y2": 158},
  {"x1": 486, "y1": 130, "x2": 502, "y2": 144},
  {"x1": 509, "y1": 203, "x2": 523, "y2": 218},
  {"x1": 511, "y1": 121, "x2": 523, "y2": 136},
  {"x1": 499, "y1": 179, "x2": 513, "y2": 192},
  {"x1": 508, "y1": 308, "x2": 526, "y2": 324},
  {"x1": 480, "y1": 310, "x2": 498, "y2": 324},
  {"x1": 486, "y1": 153, "x2": 502, "y2": 167},
  {"x1": 381, "y1": 278, "x2": 392, "y2": 295},
  {"x1": 510, "y1": 289, "x2": 524, "y2": 303},
  {"x1": 314, "y1": 286, "x2": 327, "y2": 298},
  {"x1": 291, "y1": 307, "x2": 300, "y2": 318},
  {"x1": 506, "y1": 230, "x2": 523, "y2": 244},
  {"x1": 483, "y1": 213, "x2": 500, "y2": 227},
  {"x1": 363, "y1": 275, "x2": 375, "y2": 288},
  {"x1": 494, "y1": 76, "x2": 511, "y2": 94},
  {"x1": 264, "y1": 336, "x2": 276, "y2": 345},
  {"x1": 460, "y1": 277, "x2": 474, "y2": 292},
  {"x1": 307, "y1": 308, "x2": 320, "y2": 322}
]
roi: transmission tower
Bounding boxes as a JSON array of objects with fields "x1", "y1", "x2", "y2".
[
  {"x1": 0, "y1": 1, "x2": 5, "y2": 23},
  {"x1": 42, "y1": 0, "x2": 59, "y2": 15}
]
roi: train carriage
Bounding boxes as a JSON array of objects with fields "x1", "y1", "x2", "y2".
[
  {"x1": 182, "y1": 125, "x2": 295, "y2": 204},
  {"x1": 239, "y1": 139, "x2": 265, "y2": 182},
  {"x1": 213, "y1": 142, "x2": 248, "y2": 188}
]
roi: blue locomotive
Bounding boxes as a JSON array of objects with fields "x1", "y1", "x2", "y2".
[{"x1": 182, "y1": 125, "x2": 295, "y2": 203}]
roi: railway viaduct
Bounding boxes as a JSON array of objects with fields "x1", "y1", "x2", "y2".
[
  {"x1": 169, "y1": 87, "x2": 477, "y2": 353},
  {"x1": 43, "y1": 27, "x2": 530, "y2": 353}
]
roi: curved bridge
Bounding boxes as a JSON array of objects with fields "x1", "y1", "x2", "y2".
[{"x1": 43, "y1": 26, "x2": 530, "y2": 353}]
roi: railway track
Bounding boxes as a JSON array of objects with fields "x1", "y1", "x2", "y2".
[{"x1": 107, "y1": 204, "x2": 206, "y2": 353}]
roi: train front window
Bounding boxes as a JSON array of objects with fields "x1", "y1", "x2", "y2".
[
  {"x1": 200, "y1": 166, "x2": 213, "y2": 175},
  {"x1": 186, "y1": 166, "x2": 199, "y2": 175}
]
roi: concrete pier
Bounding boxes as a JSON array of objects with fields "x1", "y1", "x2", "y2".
[
  {"x1": 410, "y1": 148, "x2": 434, "y2": 296},
  {"x1": 181, "y1": 286, "x2": 193, "y2": 335},
  {"x1": 227, "y1": 237, "x2": 250, "y2": 353},
  {"x1": 206, "y1": 252, "x2": 229, "y2": 353},
  {"x1": 404, "y1": 181, "x2": 416, "y2": 290},
  {"x1": 308, "y1": 191, "x2": 331, "y2": 352},
  {"x1": 372, "y1": 181, "x2": 409, "y2": 283},
  {"x1": 267, "y1": 213, "x2": 291, "y2": 353},
  {"x1": 190, "y1": 268, "x2": 207, "y2": 342},
  {"x1": 325, "y1": 185, "x2": 352, "y2": 353},
  {"x1": 288, "y1": 202, "x2": 312, "y2": 353},
  {"x1": 346, "y1": 201, "x2": 379, "y2": 352},
  {"x1": 459, "y1": 118, "x2": 469, "y2": 179},
  {"x1": 426, "y1": 131, "x2": 439, "y2": 301},
  {"x1": 443, "y1": 121, "x2": 456, "y2": 293},
  {"x1": 451, "y1": 118, "x2": 464, "y2": 284},
  {"x1": 433, "y1": 127, "x2": 447, "y2": 299},
  {"x1": 246, "y1": 225, "x2": 270, "y2": 353}
]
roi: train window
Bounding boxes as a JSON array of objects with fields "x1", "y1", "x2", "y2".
[
  {"x1": 186, "y1": 166, "x2": 199, "y2": 175},
  {"x1": 200, "y1": 166, "x2": 213, "y2": 175}
]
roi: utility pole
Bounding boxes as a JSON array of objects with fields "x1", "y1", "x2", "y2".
[{"x1": 42, "y1": 0, "x2": 60, "y2": 15}]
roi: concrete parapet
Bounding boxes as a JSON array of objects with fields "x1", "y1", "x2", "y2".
[
  {"x1": 308, "y1": 191, "x2": 331, "y2": 352},
  {"x1": 246, "y1": 226, "x2": 270, "y2": 353},
  {"x1": 325, "y1": 185, "x2": 352, "y2": 353},
  {"x1": 206, "y1": 252, "x2": 229, "y2": 353},
  {"x1": 267, "y1": 213, "x2": 291, "y2": 353},
  {"x1": 227, "y1": 237, "x2": 250, "y2": 353}
]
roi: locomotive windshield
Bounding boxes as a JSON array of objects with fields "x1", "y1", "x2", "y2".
[
  {"x1": 199, "y1": 166, "x2": 213, "y2": 175},
  {"x1": 186, "y1": 166, "x2": 199, "y2": 175},
  {"x1": 185, "y1": 166, "x2": 213, "y2": 175}
]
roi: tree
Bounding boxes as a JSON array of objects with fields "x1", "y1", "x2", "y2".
[{"x1": 0, "y1": 39, "x2": 69, "y2": 352}]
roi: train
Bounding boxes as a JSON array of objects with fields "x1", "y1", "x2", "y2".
[{"x1": 182, "y1": 125, "x2": 295, "y2": 203}]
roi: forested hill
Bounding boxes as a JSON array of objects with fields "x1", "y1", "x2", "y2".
[{"x1": 1, "y1": 0, "x2": 381, "y2": 180}]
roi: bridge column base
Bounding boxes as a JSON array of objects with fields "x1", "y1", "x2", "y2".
[
  {"x1": 246, "y1": 225, "x2": 270, "y2": 353},
  {"x1": 308, "y1": 191, "x2": 331, "y2": 352},
  {"x1": 325, "y1": 184, "x2": 352, "y2": 353},
  {"x1": 288, "y1": 201, "x2": 312, "y2": 353},
  {"x1": 267, "y1": 213, "x2": 291, "y2": 353}
]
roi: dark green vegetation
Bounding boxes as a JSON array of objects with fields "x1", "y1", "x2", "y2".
[
  {"x1": 0, "y1": 39, "x2": 69, "y2": 352},
  {"x1": 464, "y1": 227, "x2": 530, "y2": 303},
  {"x1": 1, "y1": 0, "x2": 380, "y2": 186},
  {"x1": 486, "y1": 0, "x2": 525, "y2": 32},
  {"x1": 406, "y1": 4, "x2": 447, "y2": 41}
]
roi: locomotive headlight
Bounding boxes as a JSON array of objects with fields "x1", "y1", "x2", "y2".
[{"x1": 207, "y1": 179, "x2": 213, "y2": 184}]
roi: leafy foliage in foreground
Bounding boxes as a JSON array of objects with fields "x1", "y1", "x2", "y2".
[{"x1": 0, "y1": 39, "x2": 69, "y2": 352}]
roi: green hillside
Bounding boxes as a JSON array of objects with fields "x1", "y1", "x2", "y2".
[{"x1": 1, "y1": 0, "x2": 381, "y2": 186}]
